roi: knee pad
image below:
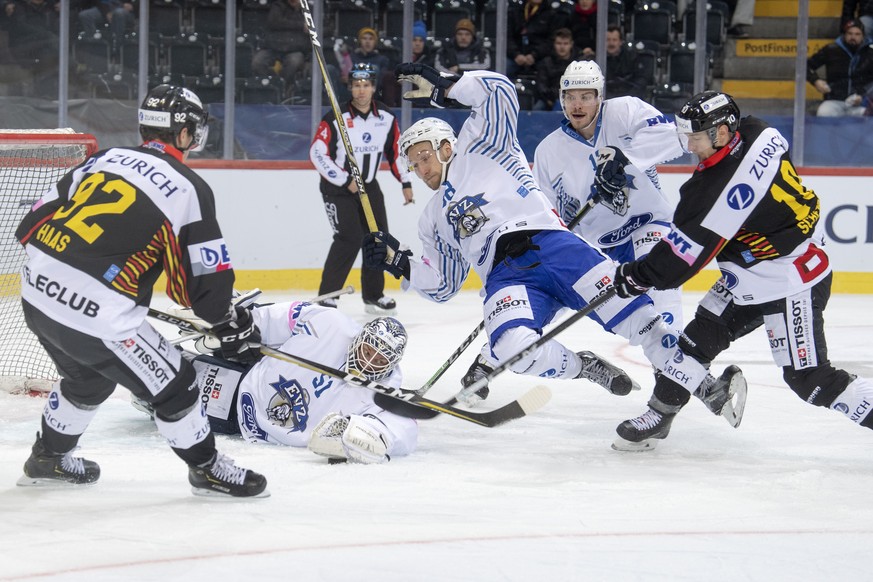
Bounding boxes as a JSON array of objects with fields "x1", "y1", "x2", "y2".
[
  {"x1": 783, "y1": 365, "x2": 854, "y2": 407},
  {"x1": 492, "y1": 327, "x2": 579, "y2": 379},
  {"x1": 42, "y1": 383, "x2": 100, "y2": 436},
  {"x1": 150, "y1": 364, "x2": 199, "y2": 421}
]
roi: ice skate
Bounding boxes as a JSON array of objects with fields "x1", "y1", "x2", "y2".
[
  {"x1": 130, "y1": 394, "x2": 155, "y2": 420},
  {"x1": 17, "y1": 432, "x2": 100, "y2": 486},
  {"x1": 458, "y1": 355, "x2": 493, "y2": 407},
  {"x1": 189, "y1": 453, "x2": 269, "y2": 498},
  {"x1": 576, "y1": 351, "x2": 640, "y2": 395},
  {"x1": 694, "y1": 365, "x2": 747, "y2": 428},
  {"x1": 363, "y1": 296, "x2": 397, "y2": 315},
  {"x1": 612, "y1": 407, "x2": 677, "y2": 452}
]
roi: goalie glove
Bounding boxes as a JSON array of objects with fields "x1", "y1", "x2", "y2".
[
  {"x1": 362, "y1": 231, "x2": 412, "y2": 280},
  {"x1": 594, "y1": 146, "x2": 630, "y2": 213},
  {"x1": 395, "y1": 62, "x2": 460, "y2": 109},
  {"x1": 308, "y1": 413, "x2": 390, "y2": 464},
  {"x1": 210, "y1": 305, "x2": 262, "y2": 365},
  {"x1": 614, "y1": 262, "x2": 649, "y2": 299}
]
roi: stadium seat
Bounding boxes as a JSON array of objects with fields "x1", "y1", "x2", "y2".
[
  {"x1": 631, "y1": 5, "x2": 674, "y2": 46},
  {"x1": 73, "y1": 36, "x2": 112, "y2": 75},
  {"x1": 162, "y1": 35, "x2": 209, "y2": 78},
  {"x1": 382, "y1": 0, "x2": 426, "y2": 37},
  {"x1": 631, "y1": 39, "x2": 661, "y2": 94},
  {"x1": 240, "y1": 76, "x2": 284, "y2": 104},
  {"x1": 332, "y1": 0, "x2": 376, "y2": 38},
  {"x1": 682, "y1": 7, "x2": 726, "y2": 47},
  {"x1": 150, "y1": 2, "x2": 185, "y2": 39},
  {"x1": 651, "y1": 82, "x2": 693, "y2": 113},
  {"x1": 192, "y1": 4, "x2": 233, "y2": 39},
  {"x1": 666, "y1": 41, "x2": 711, "y2": 86},
  {"x1": 431, "y1": 0, "x2": 475, "y2": 39}
]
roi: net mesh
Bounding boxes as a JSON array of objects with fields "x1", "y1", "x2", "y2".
[{"x1": 0, "y1": 130, "x2": 98, "y2": 393}]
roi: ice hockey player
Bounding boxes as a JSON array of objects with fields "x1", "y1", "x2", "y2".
[
  {"x1": 163, "y1": 300, "x2": 419, "y2": 464},
  {"x1": 611, "y1": 90, "x2": 873, "y2": 450},
  {"x1": 14, "y1": 85, "x2": 268, "y2": 497},
  {"x1": 360, "y1": 63, "x2": 742, "y2": 415}
]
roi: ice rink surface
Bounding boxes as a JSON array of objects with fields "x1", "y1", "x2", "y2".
[{"x1": 1, "y1": 289, "x2": 872, "y2": 582}]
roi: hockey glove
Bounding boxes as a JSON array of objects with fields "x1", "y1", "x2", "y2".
[
  {"x1": 396, "y1": 62, "x2": 460, "y2": 108},
  {"x1": 362, "y1": 231, "x2": 412, "y2": 280},
  {"x1": 594, "y1": 146, "x2": 630, "y2": 206},
  {"x1": 614, "y1": 262, "x2": 649, "y2": 299},
  {"x1": 211, "y1": 305, "x2": 262, "y2": 365}
]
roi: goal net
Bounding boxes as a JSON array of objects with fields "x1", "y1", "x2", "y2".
[{"x1": 0, "y1": 130, "x2": 98, "y2": 394}]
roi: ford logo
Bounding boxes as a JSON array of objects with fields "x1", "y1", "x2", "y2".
[{"x1": 597, "y1": 213, "x2": 653, "y2": 246}]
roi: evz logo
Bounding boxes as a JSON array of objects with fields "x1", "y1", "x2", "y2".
[
  {"x1": 726, "y1": 184, "x2": 755, "y2": 210},
  {"x1": 447, "y1": 193, "x2": 489, "y2": 242}
]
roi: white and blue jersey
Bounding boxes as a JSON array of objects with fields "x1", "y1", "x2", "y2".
[{"x1": 404, "y1": 71, "x2": 660, "y2": 351}]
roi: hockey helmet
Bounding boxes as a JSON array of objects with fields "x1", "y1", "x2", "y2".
[
  {"x1": 139, "y1": 84, "x2": 209, "y2": 152},
  {"x1": 399, "y1": 117, "x2": 457, "y2": 156},
  {"x1": 350, "y1": 62, "x2": 378, "y2": 83},
  {"x1": 347, "y1": 317, "x2": 408, "y2": 380},
  {"x1": 675, "y1": 91, "x2": 740, "y2": 149},
  {"x1": 559, "y1": 60, "x2": 604, "y2": 120}
]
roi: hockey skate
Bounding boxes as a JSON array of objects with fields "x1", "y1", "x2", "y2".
[
  {"x1": 188, "y1": 453, "x2": 269, "y2": 498},
  {"x1": 576, "y1": 351, "x2": 640, "y2": 396},
  {"x1": 694, "y1": 365, "x2": 747, "y2": 428},
  {"x1": 457, "y1": 355, "x2": 493, "y2": 407},
  {"x1": 17, "y1": 432, "x2": 100, "y2": 486},
  {"x1": 130, "y1": 394, "x2": 155, "y2": 420},
  {"x1": 363, "y1": 296, "x2": 397, "y2": 315},
  {"x1": 612, "y1": 404, "x2": 679, "y2": 452}
]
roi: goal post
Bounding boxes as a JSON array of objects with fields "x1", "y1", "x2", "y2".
[{"x1": 0, "y1": 129, "x2": 99, "y2": 394}]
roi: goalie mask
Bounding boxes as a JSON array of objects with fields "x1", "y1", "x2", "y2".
[
  {"x1": 675, "y1": 91, "x2": 740, "y2": 152},
  {"x1": 559, "y1": 61, "x2": 604, "y2": 123},
  {"x1": 139, "y1": 84, "x2": 209, "y2": 152},
  {"x1": 347, "y1": 317, "x2": 408, "y2": 380},
  {"x1": 399, "y1": 117, "x2": 457, "y2": 184}
]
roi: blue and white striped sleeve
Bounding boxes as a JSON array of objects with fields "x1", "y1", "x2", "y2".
[
  {"x1": 405, "y1": 222, "x2": 469, "y2": 303},
  {"x1": 449, "y1": 71, "x2": 520, "y2": 157}
]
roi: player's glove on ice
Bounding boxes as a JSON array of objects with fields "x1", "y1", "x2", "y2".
[
  {"x1": 211, "y1": 305, "x2": 262, "y2": 364},
  {"x1": 594, "y1": 145, "x2": 629, "y2": 202},
  {"x1": 614, "y1": 262, "x2": 649, "y2": 299},
  {"x1": 362, "y1": 231, "x2": 412, "y2": 279},
  {"x1": 396, "y1": 62, "x2": 459, "y2": 108}
]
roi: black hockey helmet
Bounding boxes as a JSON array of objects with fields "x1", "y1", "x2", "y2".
[
  {"x1": 350, "y1": 62, "x2": 378, "y2": 84},
  {"x1": 138, "y1": 84, "x2": 209, "y2": 151},
  {"x1": 675, "y1": 91, "x2": 740, "y2": 150}
]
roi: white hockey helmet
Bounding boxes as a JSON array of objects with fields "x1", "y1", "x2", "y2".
[
  {"x1": 559, "y1": 61, "x2": 605, "y2": 121},
  {"x1": 347, "y1": 317, "x2": 408, "y2": 381},
  {"x1": 399, "y1": 117, "x2": 457, "y2": 157}
]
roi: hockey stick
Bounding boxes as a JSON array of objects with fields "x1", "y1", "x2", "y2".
[
  {"x1": 299, "y1": 0, "x2": 379, "y2": 233},
  {"x1": 455, "y1": 287, "x2": 619, "y2": 403},
  {"x1": 168, "y1": 286, "x2": 355, "y2": 346},
  {"x1": 416, "y1": 198, "x2": 602, "y2": 397},
  {"x1": 146, "y1": 307, "x2": 551, "y2": 427}
]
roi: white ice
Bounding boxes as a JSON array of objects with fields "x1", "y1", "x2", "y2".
[{"x1": 1, "y1": 290, "x2": 872, "y2": 582}]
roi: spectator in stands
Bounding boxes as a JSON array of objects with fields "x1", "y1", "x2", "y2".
[
  {"x1": 78, "y1": 1, "x2": 136, "y2": 55},
  {"x1": 1, "y1": 0, "x2": 59, "y2": 91},
  {"x1": 726, "y1": 0, "x2": 756, "y2": 38},
  {"x1": 411, "y1": 19, "x2": 434, "y2": 67},
  {"x1": 567, "y1": 0, "x2": 596, "y2": 58},
  {"x1": 434, "y1": 18, "x2": 491, "y2": 74},
  {"x1": 534, "y1": 28, "x2": 580, "y2": 111},
  {"x1": 352, "y1": 26, "x2": 399, "y2": 106},
  {"x1": 507, "y1": 0, "x2": 566, "y2": 79},
  {"x1": 842, "y1": 0, "x2": 873, "y2": 41},
  {"x1": 604, "y1": 25, "x2": 647, "y2": 99},
  {"x1": 252, "y1": 0, "x2": 311, "y2": 96},
  {"x1": 807, "y1": 19, "x2": 873, "y2": 116}
]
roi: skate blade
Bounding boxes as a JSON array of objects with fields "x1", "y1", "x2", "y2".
[
  {"x1": 363, "y1": 305, "x2": 397, "y2": 316},
  {"x1": 611, "y1": 436, "x2": 659, "y2": 452},
  {"x1": 722, "y1": 371, "x2": 748, "y2": 429},
  {"x1": 16, "y1": 475, "x2": 98, "y2": 487},
  {"x1": 191, "y1": 487, "x2": 271, "y2": 499}
]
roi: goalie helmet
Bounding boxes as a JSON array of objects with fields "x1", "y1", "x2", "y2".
[
  {"x1": 350, "y1": 62, "x2": 377, "y2": 83},
  {"x1": 559, "y1": 60, "x2": 604, "y2": 121},
  {"x1": 347, "y1": 317, "x2": 408, "y2": 381},
  {"x1": 139, "y1": 84, "x2": 209, "y2": 152},
  {"x1": 675, "y1": 91, "x2": 740, "y2": 149}
]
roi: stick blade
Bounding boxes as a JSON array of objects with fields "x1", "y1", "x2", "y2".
[{"x1": 516, "y1": 385, "x2": 552, "y2": 416}]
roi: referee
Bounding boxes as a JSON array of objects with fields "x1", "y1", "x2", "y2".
[{"x1": 309, "y1": 63, "x2": 414, "y2": 314}]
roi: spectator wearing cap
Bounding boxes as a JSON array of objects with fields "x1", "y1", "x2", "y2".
[
  {"x1": 412, "y1": 19, "x2": 435, "y2": 67},
  {"x1": 807, "y1": 19, "x2": 873, "y2": 116},
  {"x1": 352, "y1": 26, "x2": 399, "y2": 106},
  {"x1": 842, "y1": 0, "x2": 873, "y2": 42},
  {"x1": 434, "y1": 18, "x2": 491, "y2": 74}
]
